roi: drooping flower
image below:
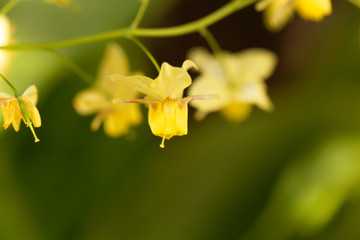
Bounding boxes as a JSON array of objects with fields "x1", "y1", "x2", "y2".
[
  {"x1": 0, "y1": 15, "x2": 11, "y2": 74},
  {"x1": 188, "y1": 48, "x2": 277, "y2": 122},
  {"x1": 0, "y1": 84, "x2": 41, "y2": 142},
  {"x1": 73, "y1": 42, "x2": 142, "y2": 137},
  {"x1": 256, "y1": 0, "x2": 332, "y2": 31},
  {"x1": 110, "y1": 60, "x2": 214, "y2": 148}
]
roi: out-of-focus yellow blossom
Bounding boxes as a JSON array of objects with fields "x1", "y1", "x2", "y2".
[
  {"x1": 73, "y1": 43, "x2": 142, "y2": 137},
  {"x1": 349, "y1": 0, "x2": 360, "y2": 8},
  {"x1": 45, "y1": 0, "x2": 72, "y2": 7},
  {"x1": 256, "y1": 0, "x2": 332, "y2": 31},
  {"x1": 111, "y1": 60, "x2": 213, "y2": 148},
  {"x1": 0, "y1": 15, "x2": 11, "y2": 75},
  {"x1": 0, "y1": 85, "x2": 41, "y2": 142},
  {"x1": 188, "y1": 48, "x2": 277, "y2": 122}
]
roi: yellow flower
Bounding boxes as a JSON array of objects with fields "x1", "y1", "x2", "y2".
[
  {"x1": 188, "y1": 48, "x2": 277, "y2": 122},
  {"x1": 0, "y1": 15, "x2": 11, "y2": 74},
  {"x1": 256, "y1": 0, "x2": 332, "y2": 31},
  {"x1": 73, "y1": 43, "x2": 142, "y2": 137},
  {"x1": 111, "y1": 60, "x2": 213, "y2": 148},
  {"x1": 0, "y1": 85, "x2": 41, "y2": 142}
]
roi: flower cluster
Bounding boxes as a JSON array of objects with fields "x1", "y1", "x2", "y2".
[
  {"x1": 72, "y1": 43, "x2": 276, "y2": 148},
  {"x1": 1, "y1": 0, "x2": 357, "y2": 148}
]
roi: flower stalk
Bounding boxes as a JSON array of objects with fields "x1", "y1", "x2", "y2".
[{"x1": 0, "y1": 0, "x2": 256, "y2": 51}]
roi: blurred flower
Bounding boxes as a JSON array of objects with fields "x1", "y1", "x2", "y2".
[
  {"x1": 256, "y1": 0, "x2": 332, "y2": 31},
  {"x1": 111, "y1": 60, "x2": 213, "y2": 148},
  {"x1": 0, "y1": 85, "x2": 41, "y2": 142},
  {"x1": 73, "y1": 43, "x2": 142, "y2": 138},
  {"x1": 0, "y1": 15, "x2": 11, "y2": 74},
  {"x1": 188, "y1": 48, "x2": 277, "y2": 122},
  {"x1": 348, "y1": 0, "x2": 360, "y2": 8}
]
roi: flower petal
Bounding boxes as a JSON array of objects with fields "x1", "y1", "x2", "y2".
[
  {"x1": 221, "y1": 103, "x2": 252, "y2": 122},
  {"x1": 259, "y1": 0, "x2": 295, "y2": 31},
  {"x1": 23, "y1": 99, "x2": 42, "y2": 128},
  {"x1": 295, "y1": 0, "x2": 332, "y2": 21},
  {"x1": 0, "y1": 92, "x2": 14, "y2": 107},
  {"x1": 2, "y1": 100, "x2": 18, "y2": 130},
  {"x1": 22, "y1": 85, "x2": 38, "y2": 105},
  {"x1": 11, "y1": 118, "x2": 21, "y2": 132},
  {"x1": 188, "y1": 75, "x2": 229, "y2": 113},
  {"x1": 188, "y1": 48, "x2": 225, "y2": 80},
  {"x1": 98, "y1": 42, "x2": 129, "y2": 79},
  {"x1": 225, "y1": 48, "x2": 277, "y2": 85},
  {"x1": 110, "y1": 74, "x2": 161, "y2": 101},
  {"x1": 234, "y1": 82, "x2": 273, "y2": 111},
  {"x1": 73, "y1": 88, "x2": 110, "y2": 115},
  {"x1": 148, "y1": 99, "x2": 188, "y2": 140}
]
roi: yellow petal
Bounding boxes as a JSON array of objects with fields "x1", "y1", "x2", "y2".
[
  {"x1": 22, "y1": 85, "x2": 38, "y2": 106},
  {"x1": 23, "y1": 99, "x2": 42, "y2": 127},
  {"x1": 109, "y1": 74, "x2": 161, "y2": 100},
  {"x1": 221, "y1": 103, "x2": 252, "y2": 122},
  {"x1": 11, "y1": 118, "x2": 21, "y2": 132},
  {"x1": 148, "y1": 98, "x2": 188, "y2": 140},
  {"x1": 150, "y1": 60, "x2": 196, "y2": 100},
  {"x1": 234, "y1": 82, "x2": 273, "y2": 111},
  {"x1": 188, "y1": 75, "x2": 229, "y2": 114},
  {"x1": 0, "y1": 92, "x2": 14, "y2": 107},
  {"x1": 73, "y1": 88, "x2": 110, "y2": 115},
  {"x1": 295, "y1": 0, "x2": 332, "y2": 21},
  {"x1": 110, "y1": 61, "x2": 196, "y2": 101},
  {"x1": 103, "y1": 104, "x2": 142, "y2": 137},
  {"x1": 1, "y1": 100, "x2": 17, "y2": 129},
  {"x1": 258, "y1": 0, "x2": 295, "y2": 31},
  {"x1": 103, "y1": 110, "x2": 128, "y2": 137},
  {"x1": 98, "y1": 42, "x2": 129, "y2": 80},
  {"x1": 225, "y1": 48, "x2": 277, "y2": 84},
  {"x1": 188, "y1": 48, "x2": 226, "y2": 80}
]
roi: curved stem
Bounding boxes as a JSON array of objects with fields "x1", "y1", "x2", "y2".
[
  {"x1": 129, "y1": 37, "x2": 160, "y2": 72},
  {"x1": 48, "y1": 50, "x2": 95, "y2": 85},
  {"x1": 0, "y1": 0, "x2": 256, "y2": 50},
  {"x1": 199, "y1": 28, "x2": 222, "y2": 55},
  {"x1": 131, "y1": 0, "x2": 150, "y2": 29},
  {"x1": 0, "y1": 73, "x2": 19, "y2": 96}
]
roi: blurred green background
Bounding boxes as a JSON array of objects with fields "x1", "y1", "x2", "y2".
[{"x1": 1, "y1": 0, "x2": 360, "y2": 239}]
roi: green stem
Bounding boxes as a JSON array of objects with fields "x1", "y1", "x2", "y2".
[
  {"x1": 129, "y1": 37, "x2": 160, "y2": 72},
  {"x1": 0, "y1": 0, "x2": 22, "y2": 15},
  {"x1": 48, "y1": 50, "x2": 94, "y2": 85},
  {"x1": 131, "y1": 0, "x2": 150, "y2": 29},
  {"x1": 0, "y1": 73, "x2": 19, "y2": 96},
  {"x1": 0, "y1": 0, "x2": 256, "y2": 50},
  {"x1": 199, "y1": 28, "x2": 222, "y2": 55}
]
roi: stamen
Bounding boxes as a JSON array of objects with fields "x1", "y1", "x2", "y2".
[
  {"x1": 112, "y1": 98, "x2": 155, "y2": 105},
  {"x1": 182, "y1": 94, "x2": 219, "y2": 103},
  {"x1": 160, "y1": 136, "x2": 166, "y2": 149},
  {"x1": 28, "y1": 123, "x2": 40, "y2": 143}
]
